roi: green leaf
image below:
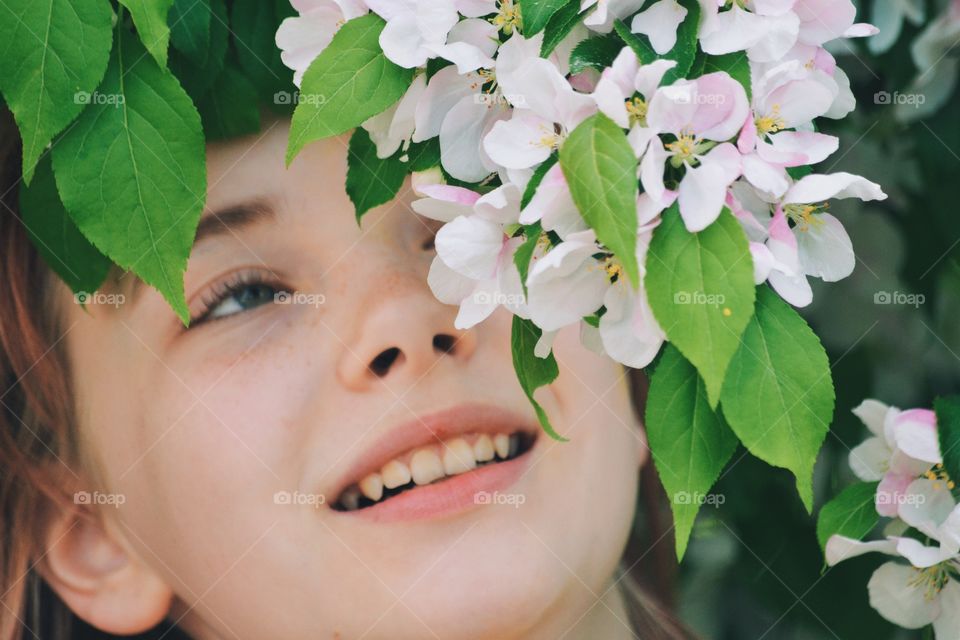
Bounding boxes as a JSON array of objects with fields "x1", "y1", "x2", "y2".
[
  {"x1": 196, "y1": 63, "x2": 261, "y2": 140},
  {"x1": 613, "y1": 0, "x2": 700, "y2": 85},
  {"x1": 521, "y1": 153, "x2": 557, "y2": 210},
  {"x1": 514, "y1": 222, "x2": 543, "y2": 298},
  {"x1": 540, "y1": 0, "x2": 583, "y2": 57},
  {"x1": 19, "y1": 155, "x2": 112, "y2": 295},
  {"x1": 168, "y1": 0, "x2": 211, "y2": 65},
  {"x1": 512, "y1": 317, "x2": 567, "y2": 442},
  {"x1": 406, "y1": 137, "x2": 441, "y2": 171},
  {"x1": 568, "y1": 33, "x2": 624, "y2": 75},
  {"x1": 936, "y1": 396, "x2": 960, "y2": 484},
  {"x1": 613, "y1": 19, "x2": 656, "y2": 64},
  {"x1": 646, "y1": 345, "x2": 739, "y2": 559},
  {"x1": 521, "y1": 0, "x2": 569, "y2": 36},
  {"x1": 693, "y1": 51, "x2": 751, "y2": 100},
  {"x1": 720, "y1": 286, "x2": 835, "y2": 512},
  {"x1": 816, "y1": 482, "x2": 879, "y2": 551},
  {"x1": 559, "y1": 112, "x2": 639, "y2": 286},
  {"x1": 287, "y1": 14, "x2": 414, "y2": 165},
  {"x1": 0, "y1": 0, "x2": 113, "y2": 184},
  {"x1": 346, "y1": 128, "x2": 408, "y2": 222},
  {"x1": 51, "y1": 29, "x2": 206, "y2": 324},
  {"x1": 661, "y1": 0, "x2": 700, "y2": 84},
  {"x1": 645, "y1": 206, "x2": 756, "y2": 406},
  {"x1": 168, "y1": 0, "x2": 228, "y2": 102},
  {"x1": 230, "y1": 0, "x2": 296, "y2": 102},
  {"x1": 119, "y1": 0, "x2": 175, "y2": 67}
]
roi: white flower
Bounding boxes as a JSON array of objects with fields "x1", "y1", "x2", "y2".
[
  {"x1": 699, "y1": 0, "x2": 801, "y2": 63},
  {"x1": 827, "y1": 477, "x2": 960, "y2": 637},
  {"x1": 847, "y1": 400, "x2": 943, "y2": 517},
  {"x1": 642, "y1": 72, "x2": 749, "y2": 231},
  {"x1": 736, "y1": 60, "x2": 839, "y2": 197},
  {"x1": 365, "y1": 0, "x2": 497, "y2": 71},
  {"x1": 523, "y1": 222, "x2": 664, "y2": 368},
  {"x1": 412, "y1": 65, "x2": 509, "y2": 181},
  {"x1": 731, "y1": 173, "x2": 886, "y2": 306},
  {"x1": 482, "y1": 33, "x2": 597, "y2": 171},
  {"x1": 275, "y1": 0, "x2": 369, "y2": 87}
]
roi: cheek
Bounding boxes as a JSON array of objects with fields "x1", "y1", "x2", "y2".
[{"x1": 96, "y1": 331, "x2": 323, "y2": 583}]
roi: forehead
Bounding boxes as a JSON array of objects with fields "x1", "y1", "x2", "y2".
[
  {"x1": 200, "y1": 121, "x2": 423, "y2": 249},
  {"x1": 204, "y1": 120, "x2": 353, "y2": 217}
]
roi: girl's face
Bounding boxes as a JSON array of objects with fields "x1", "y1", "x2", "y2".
[{"x1": 58, "y1": 120, "x2": 646, "y2": 640}]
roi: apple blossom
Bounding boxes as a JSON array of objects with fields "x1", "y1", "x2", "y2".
[
  {"x1": 275, "y1": 0, "x2": 369, "y2": 87},
  {"x1": 643, "y1": 72, "x2": 749, "y2": 231}
]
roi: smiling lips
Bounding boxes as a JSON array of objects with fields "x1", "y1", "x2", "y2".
[{"x1": 330, "y1": 404, "x2": 540, "y2": 521}]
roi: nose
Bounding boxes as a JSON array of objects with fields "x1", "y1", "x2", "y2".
[{"x1": 336, "y1": 285, "x2": 478, "y2": 392}]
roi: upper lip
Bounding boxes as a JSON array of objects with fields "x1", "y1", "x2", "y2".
[{"x1": 330, "y1": 402, "x2": 540, "y2": 503}]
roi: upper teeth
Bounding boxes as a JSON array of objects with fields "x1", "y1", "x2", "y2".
[{"x1": 338, "y1": 432, "x2": 523, "y2": 510}]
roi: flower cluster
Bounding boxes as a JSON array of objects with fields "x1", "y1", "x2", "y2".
[
  {"x1": 278, "y1": 0, "x2": 885, "y2": 369},
  {"x1": 825, "y1": 399, "x2": 960, "y2": 638}
]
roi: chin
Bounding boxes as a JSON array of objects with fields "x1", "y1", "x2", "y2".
[{"x1": 391, "y1": 542, "x2": 575, "y2": 640}]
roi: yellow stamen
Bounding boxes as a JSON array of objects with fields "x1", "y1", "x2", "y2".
[
  {"x1": 756, "y1": 104, "x2": 787, "y2": 136},
  {"x1": 784, "y1": 202, "x2": 828, "y2": 232},
  {"x1": 626, "y1": 97, "x2": 648, "y2": 127},
  {"x1": 492, "y1": 0, "x2": 521, "y2": 34}
]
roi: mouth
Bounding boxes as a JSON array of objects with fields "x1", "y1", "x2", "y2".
[{"x1": 330, "y1": 405, "x2": 540, "y2": 516}]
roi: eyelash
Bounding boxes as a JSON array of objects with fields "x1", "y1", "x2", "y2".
[{"x1": 190, "y1": 270, "x2": 289, "y2": 326}]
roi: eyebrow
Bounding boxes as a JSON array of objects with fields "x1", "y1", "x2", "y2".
[
  {"x1": 193, "y1": 199, "x2": 276, "y2": 246},
  {"x1": 125, "y1": 199, "x2": 277, "y2": 306}
]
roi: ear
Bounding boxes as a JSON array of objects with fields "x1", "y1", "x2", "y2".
[{"x1": 38, "y1": 500, "x2": 173, "y2": 635}]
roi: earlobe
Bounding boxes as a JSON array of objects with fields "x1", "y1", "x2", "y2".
[{"x1": 39, "y1": 505, "x2": 173, "y2": 635}]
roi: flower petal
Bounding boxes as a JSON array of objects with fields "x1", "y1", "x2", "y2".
[
  {"x1": 435, "y1": 215, "x2": 505, "y2": 279},
  {"x1": 848, "y1": 437, "x2": 890, "y2": 482},
  {"x1": 868, "y1": 562, "x2": 941, "y2": 629},
  {"x1": 630, "y1": 0, "x2": 687, "y2": 55},
  {"x1": 824, "y1": 535, "x2": 897, "y2": 566},
  {"x1": 784, "y1": 172, "x2": 887, "y2": 205},
  {"x1": 795, "y1": 212, "x2": 854, "y2": 282},
  {"x1": 599, "y1": 283, "x2": 665, "y2": 368}
]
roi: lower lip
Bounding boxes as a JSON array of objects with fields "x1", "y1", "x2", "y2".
[{"x1": 342, "y1": 444, "x2": 535, "y2": 524}]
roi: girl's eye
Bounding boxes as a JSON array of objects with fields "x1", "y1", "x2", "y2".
[{"x1": 192, "y1": 273, "x2": 289, "y2": 325}]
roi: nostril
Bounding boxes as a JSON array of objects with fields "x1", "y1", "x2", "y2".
[
  {"x1": 433, "y1": 334, "x2": 457, "y2": 354},
  {"x1": 369, "y1": 347, "x2": 401, "y2": 377}
]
